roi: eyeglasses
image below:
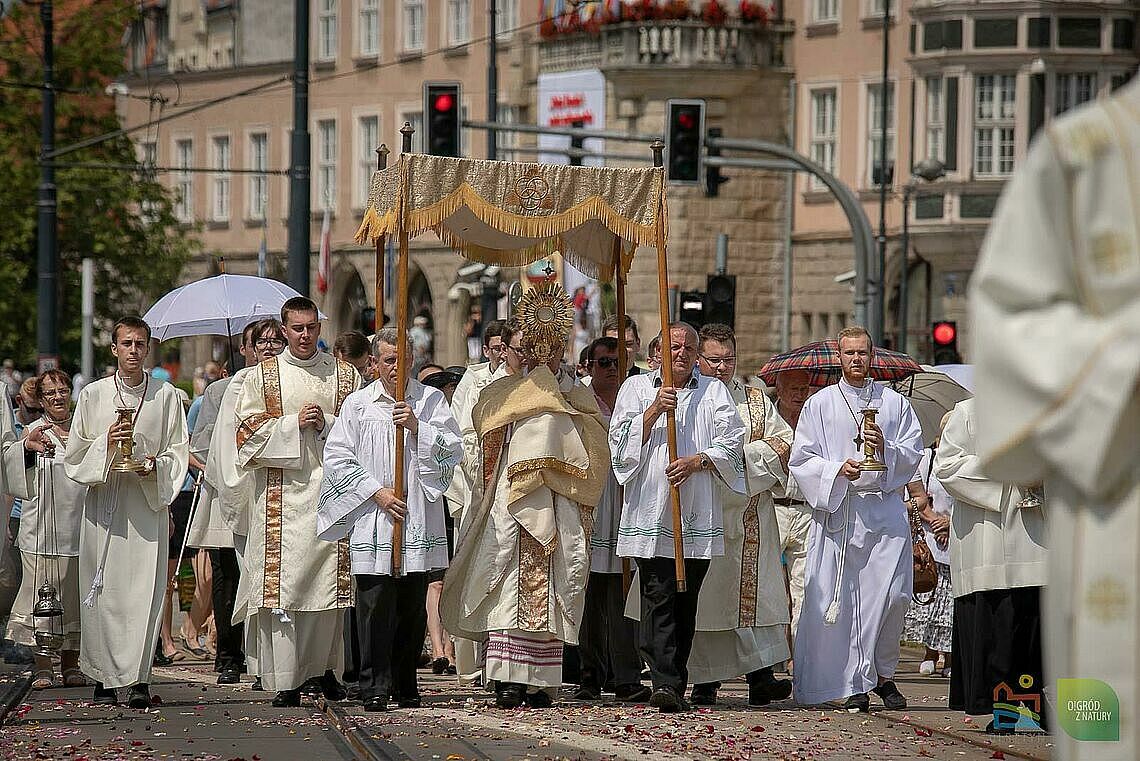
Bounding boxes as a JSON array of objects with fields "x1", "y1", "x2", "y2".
[
  {"x1": 699, "y1": 354, "x2": 737, "y2": 367},
  {"x1": 507, "y1": 344, "x2": 523, "y2": 353},
  {"x1": 587, "y1": 357, "x2": 619, "y2": 369},
  {"x1": 255, "y1": 338, "x2": 286, "y2": 348}
]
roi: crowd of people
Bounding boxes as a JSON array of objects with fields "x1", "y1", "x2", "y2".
[{"x1": 0, "y1": 290, "x2": 1046, "y2": 730}]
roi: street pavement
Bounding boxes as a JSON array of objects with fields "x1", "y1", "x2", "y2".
[{"x1": 0, "y1": 646, "x2": 1054, "y2": 760}]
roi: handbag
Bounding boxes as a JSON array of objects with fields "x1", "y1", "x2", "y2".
[{"x1": 910, "y1": 451, "x2": 939, "y2": 600}]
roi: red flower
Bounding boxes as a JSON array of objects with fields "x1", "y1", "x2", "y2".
[{"x1": 701, "y1": 0, "x2": 728, "y2": 25}]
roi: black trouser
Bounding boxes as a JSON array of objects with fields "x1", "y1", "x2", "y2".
[
  {"x1": 355, "y1": 573, "x2": 429, "y2": 701},
  {"x1": 342, "y1": 608, "x2": 360, "y2": 684},
  {"x1": 208, "y1": 548, "x2": 244, "y2": 672},
  {"x1": 579, "y1": 572, "x2": 642, "y2": 691},
  {"x1": 636, "y1": 557, "x2": 710, "y2": 693}
]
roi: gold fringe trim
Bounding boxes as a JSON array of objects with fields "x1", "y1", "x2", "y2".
[{"x1": 507, "y1": 457, "x2": 590, "y2": 481}]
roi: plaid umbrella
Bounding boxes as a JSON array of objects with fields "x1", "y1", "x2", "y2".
[{"x1": 758, "y1": 339, "x2": 922, "y2": 387}]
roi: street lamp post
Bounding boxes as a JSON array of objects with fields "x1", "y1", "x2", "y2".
[{"x1": 897, "y1": 158, "x2": 945, "y2": 354}]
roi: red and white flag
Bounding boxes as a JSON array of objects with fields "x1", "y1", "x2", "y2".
[{"x1": 317, "y1": 208, "x2": 331, "y2": 294}]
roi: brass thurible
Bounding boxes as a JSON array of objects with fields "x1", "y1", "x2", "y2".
[
  {"x1": 110, "y1": 407, "x2": 149, "y2": 474},
  {"x1": 858, "y1": 407, "x2": 888, "y2": 472}
]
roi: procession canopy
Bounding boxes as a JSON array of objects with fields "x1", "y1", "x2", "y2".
[{"x1": 354, "y1": 154, "x2": 667, "y2": 280}]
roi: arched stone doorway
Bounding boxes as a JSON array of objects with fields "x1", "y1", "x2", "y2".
[{"x1": 326, "y1": 262, "x2": 368, "y2": 341}]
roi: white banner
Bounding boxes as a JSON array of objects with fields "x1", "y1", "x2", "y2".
[{"x1": 536, "y1": 69, "x2": 606, "y2": 168}]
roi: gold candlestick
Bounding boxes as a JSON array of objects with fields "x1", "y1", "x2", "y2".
[
  {"x1": 858, "y1": 407, "x2": 887, "y2": 472},
  {"x1": 110, "y1": 407, "x2": 149, "y2": 474}
]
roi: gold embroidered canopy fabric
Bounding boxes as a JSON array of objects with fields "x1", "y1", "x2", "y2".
[{"x1": 354, "y1": 154, "x2": 667, "y2": 279}]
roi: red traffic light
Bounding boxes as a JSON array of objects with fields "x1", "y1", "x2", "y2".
[
  {"x1": 676, "y1": 110, "x2": 697, "y2": 130},
  {"x1": 932, "y1": 321, "x2": 957, "y2": 345},
  {"x1": 432, "y1": 93, "x2": 455, "y2": 113}
]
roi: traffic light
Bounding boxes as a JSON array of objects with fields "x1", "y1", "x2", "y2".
[
  {"x1": 569, "y1": 119, "x2": 585, "y2": 167},
  {"x1": 424, "y1": 82, "x2": 461, "y2": 157},
  {"x1": 679, "y1": 290, "x2": 707, "y2": 329},
  {"x1": 705, "y1": 274, "x2": 736, "y2": 328},
  {"x1": 931, "y1": 320, "x2": 961, "y2": 364},
  {"x1": 665, "y1": 99, "x2": 705, "y2": 185},
  {"x1": 705, "y1": 127, "x2": 729, "y2": 197}
]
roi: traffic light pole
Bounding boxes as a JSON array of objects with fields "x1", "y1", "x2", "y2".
[
  {"x1": 486, "y1": 0, "x2": 497, "y2": 160},
  {"x1": 37, "y1": 0, "x2": 59, "y2": 372},
  {"x1": 287, "y1": 0, "x2": 311, "y2": 296}
]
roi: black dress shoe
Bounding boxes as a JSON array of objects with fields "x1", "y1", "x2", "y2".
[
  {"x1": 844, "y1": 692, "x2": 870, "y2": 712},
  {"x1": 217, "y1": 669, "x2": 241, "y2": 685},
  {"x1": 127, "y1": 683, "x2": 151, "y2": 709},
  {"x1": 748, "y1": 668, "x2": 793, "y2": 706},
  {"x1": 495, "y1": 682, "x2": 525, "y2": 709},
  {"x1": 445, "y1": 663, "x2": 457, "y2": 676},
  {"x1": 251, "y1": 677, "x2": 264, "y2": 691},
  {"x1": 319, "y1": 670, "x2": 347, "y2": 701},
  {"x1": 345, "y1": 682, "x2": 361, "y2": 701},
  {"x1": 690, "y1": 682, "x2": 719, "y2": 706},
  {"x1": 272, "y1": 689, "x2": 302, "y2": 707},
  {"x1": 363, "y1": 695, "x2": 388, "y2": 712},
  {"x1": 432, "y1": 657, "x2": 449, "y2": 675},
  {"x1": 574, "y1": 684, "x2": 601, "y2": 701},
  {"x1": 153, "y1": 650, "x2": 174, "y2": 667},
  {"x1": 524, "y1": 690, "x2": 553, "y2": 709},
  {"x1": 92, "y1": 682, "x2": 117, "y2": 705},
  {"x1": 649, "y1": 686, "x2": 687, "y2": 713},
  {"x1": 614, "y1": 683, "x2": 651, "y2": 703},
  {"x1": 396, "y1": 694, "x2": 422, "y2": 708},
  {"x1": 872, "y1": 680, "x2": 907, "y2": 710}
]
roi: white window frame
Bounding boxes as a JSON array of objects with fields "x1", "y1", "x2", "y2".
[
  {"x1": 811, "y1": 0, "x2": 838, "y2": 23},
  {"x1": 358, "y1": 0, "x2": 379, "y2": 56},
  {"x1": 973, "y1": 73, "x2": 1016, "y2": 177},
  {"x1": 497, "y1": 103, "x2": 521, "y2": 153},
  {"x1": 211, "y1": 135, "x2": 231, "y2": 222},
  {"x1": 448, "y1": 0, "x2": 471, "y2": 46},
  {"x1": 1055, "y1": 72, "x2": 1097, "y2": 115},
  {"x1": 864, "y1": 81, "x2": 896, "y2": 187},
  {"x1": 808, "y1": 87, "x2": 838, "y2": 189},
  {"x1": 356, "y1": 114, "x2": 379, "y2": 209},
  {"x1": 317, "y1": 119, "x2": 337, "y2": 211},
  {"x1": 317, "y1": 0, "x2": 337, "y2": 61},
  {"x1": 864, "y1": 0, "x2": 894, "y2": 18},
  {"x1": 174, "y1": 138, "x2": 193, "y2": 223},
  {"x1": 925, "y1": 76, "x2": 945, "y2": 162},
  {"x1": 403, "y1": 0, "x2": 425, "y2": 51},
  {"x1": 248, "y1": 131, "x2": 269, "y2": 221},
  {"x1": 496, "y1": 0, "x2": 518, "y2": 39},
  {"x1": 398, "y1": 109, "x2": 423, "y2": 153}
]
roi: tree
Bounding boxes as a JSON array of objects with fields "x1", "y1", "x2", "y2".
[{"x1": 0, "y1": 0, "x2": 199, "y2": 370}]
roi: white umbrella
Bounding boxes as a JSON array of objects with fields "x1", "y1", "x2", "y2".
[
  {"x1": 142, "y1": 274, "x2": 325, "y2": 341},
  {"x1": 889, "y1": 368, "x2": 972, "y2": 446}
]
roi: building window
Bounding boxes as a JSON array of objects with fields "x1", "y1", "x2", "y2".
[
  {"x1": 399, "y1": 111, "x2": 423, "y2": 152},
  {"x1": 358, "y1": 116, "x2": 379, "y2": 207},
  {"x1": 318, "y1": 0, "x2": 337, "y2": 60},
  {"x1": 865, "y1": 0, "x2": 894, "y2": 18},
  {"x1": 1112, "y1": 19, "x2": 1135, "y2": 51},
  {"x1": 1028, "y1": 17, "x2": 1051, "y2": 48},
  {"x1": 359, "y1": 0, "x2": 379, "y2": 56},
  {"x1": 496, "y1": 0, "x2": 518, "y2": 38},
  {"x1": 175, "y1": 139, "x2": 193, "y2": 223},
  {"x1": 809, "y1": 88, "x2": 837, "y2": 188},
  {"x1": 865, "y1": 82, "x2": 895, "y2": 187},
  {"x1": 448, "y1": 0, "x2": 470, "y2": 45},
  {"x1": 211, "y1": 136, "x2": 231, "y2": 222},
  {"x1": 925, "y1": 76, "x2": 945, "y2": 162},
  {"x1": 1058, "y1": 18, "x2": 1101, "y2": 48},
  {"x1": 318, "y1": 120, "x2": 337, "y2": 211},
  {"x1": 249, "y1": 132, "x2": 268, "y2": 221},
  {"x1": 403, "y1": 0, "x2": 425, "y2": 51},
  {"x1": 1055, "y1": 72, "x2": 1097, "y2": 115},
  {"x1": 974, "y1": 74, "x2": 1016, "y2": 177},
  {"x1": 974, "y1": 18, "x2": 1018, "y2": 48},
  {"x1": 497, "y1": 104, "x2": 521, "y2": 152},
  {"x1": 813, "y1": 0, "x2": 838, "y2": 23},
  {"x1": 923, "y1": 19, "x2": 963, "y2": 51}
]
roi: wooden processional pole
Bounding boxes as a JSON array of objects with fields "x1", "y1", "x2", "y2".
[
  {"x1": 651, "y1": 140, "x2": 687, "y2": 592},
  {"x1": 391, "y1": 123, "x2": 415, "y2": 575},
  {"x1": 612, "y1": 238, "x2": 633, "y2": 595}
]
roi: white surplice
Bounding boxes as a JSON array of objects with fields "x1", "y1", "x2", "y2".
[
  {"x1": 689, "y1": 380, "x2": 793, "y2": 683},
  {"x1": 789, "y1": 379, "x2": 923, "y2": 705},
  {"x1": 610, "y1": 369, "x2": 746, "y2": 560},
  {"x1": 64, "y1": 375, "x2": 188, "y2": 689},
  {"x1": 316, "y1": 379, "x2": 461, "y2": 575},
  {"x1": 187, "y1": 376, "x2": 237, "y2": 549},
  {"x1": 234, "y1": 349, "x2": 359, "y2": 691},
  {"x1": 969, "y1": 83, "x2": 1140, "y2": 761},
  {"x1": 445, "y1": 362, "x2": 506, "y2": 520},
  {"x1": 2, "y1": 419, "x2": 87, "y2": 648}
]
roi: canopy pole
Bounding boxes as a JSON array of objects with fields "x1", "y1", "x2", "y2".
[
  {"x1": 392, "y1": 228, "x2": 411, "y2": 575},
  {"x1": 651, "y1": 140, "x2": 687, "y2": 593},
  {"x1": 374, "y1": 144, "x2": 390, "y2": 332},
  {"x1": 612, "y1": 238, "x2": 632, "y2": 596}
]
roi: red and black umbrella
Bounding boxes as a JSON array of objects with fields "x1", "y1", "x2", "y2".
[{"x1": 758, "y1": 339, "x2": 922, "y2": 387}]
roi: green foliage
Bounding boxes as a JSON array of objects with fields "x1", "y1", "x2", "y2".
[{"x1": 0, "y1": 1, "x2": 199, "y2": 370}]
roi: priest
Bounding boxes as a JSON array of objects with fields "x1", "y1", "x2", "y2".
[
  {"x1": 969, "y1": 84, "x2": 1140, "y2": 761},
  {"x1": 441, "y1": 284, "x2": 608, "y2": 709},
  {"x1": 64, "y1": 316, "x2": 189, "y2": 708},
  {"x1": 688, "y1": 323, "x2": 794, "y2": 707},
  {"x1": 317, "y1": 328, "x2": 461, "y2": 711},
  {"x1": 234, "y1": 297, "x2": 360, "y2": 707},
  {"x1": 788, "y1": 326, "x2": 923, "y2": 712}
]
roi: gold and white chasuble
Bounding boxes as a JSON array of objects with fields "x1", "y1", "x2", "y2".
[
  {"x1": 234, "y1": 350, "x2": 359, "y2": 691},
  {"x1": 440, "y1": 367, "x2": 608, "y2": 687},
  {"x1": 971, "y1": 83, "x2": 1140, "y2": 761},
  {"x1": 689, "y1": 381, "x2": 793, "y2": 683}
]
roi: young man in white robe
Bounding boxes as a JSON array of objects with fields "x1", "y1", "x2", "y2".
[
  {"x1": 687, "y1": 323, "x2": 794, "y2": 707},
  {"x1": 234, "y1": 297, "x2": 360, "y2": 707},
  {"x1": 64, "y1": 316, "x2": 189, "y2": 708},
  {"x1": 969, "y1": 83, "x2": 1140, "y2": 760},
  {"x1": 441, "y1": 285, "x2": 608, "y2": 709},
  {"x1": 611, "y1": 322, "x2": 746, "y2": 713},
  {"x1": 317, "y1": 329, "x2": 462, "y2": 711},
  {"x1": 788, "y1": 326, "x2": 923, "y2": 712}
]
